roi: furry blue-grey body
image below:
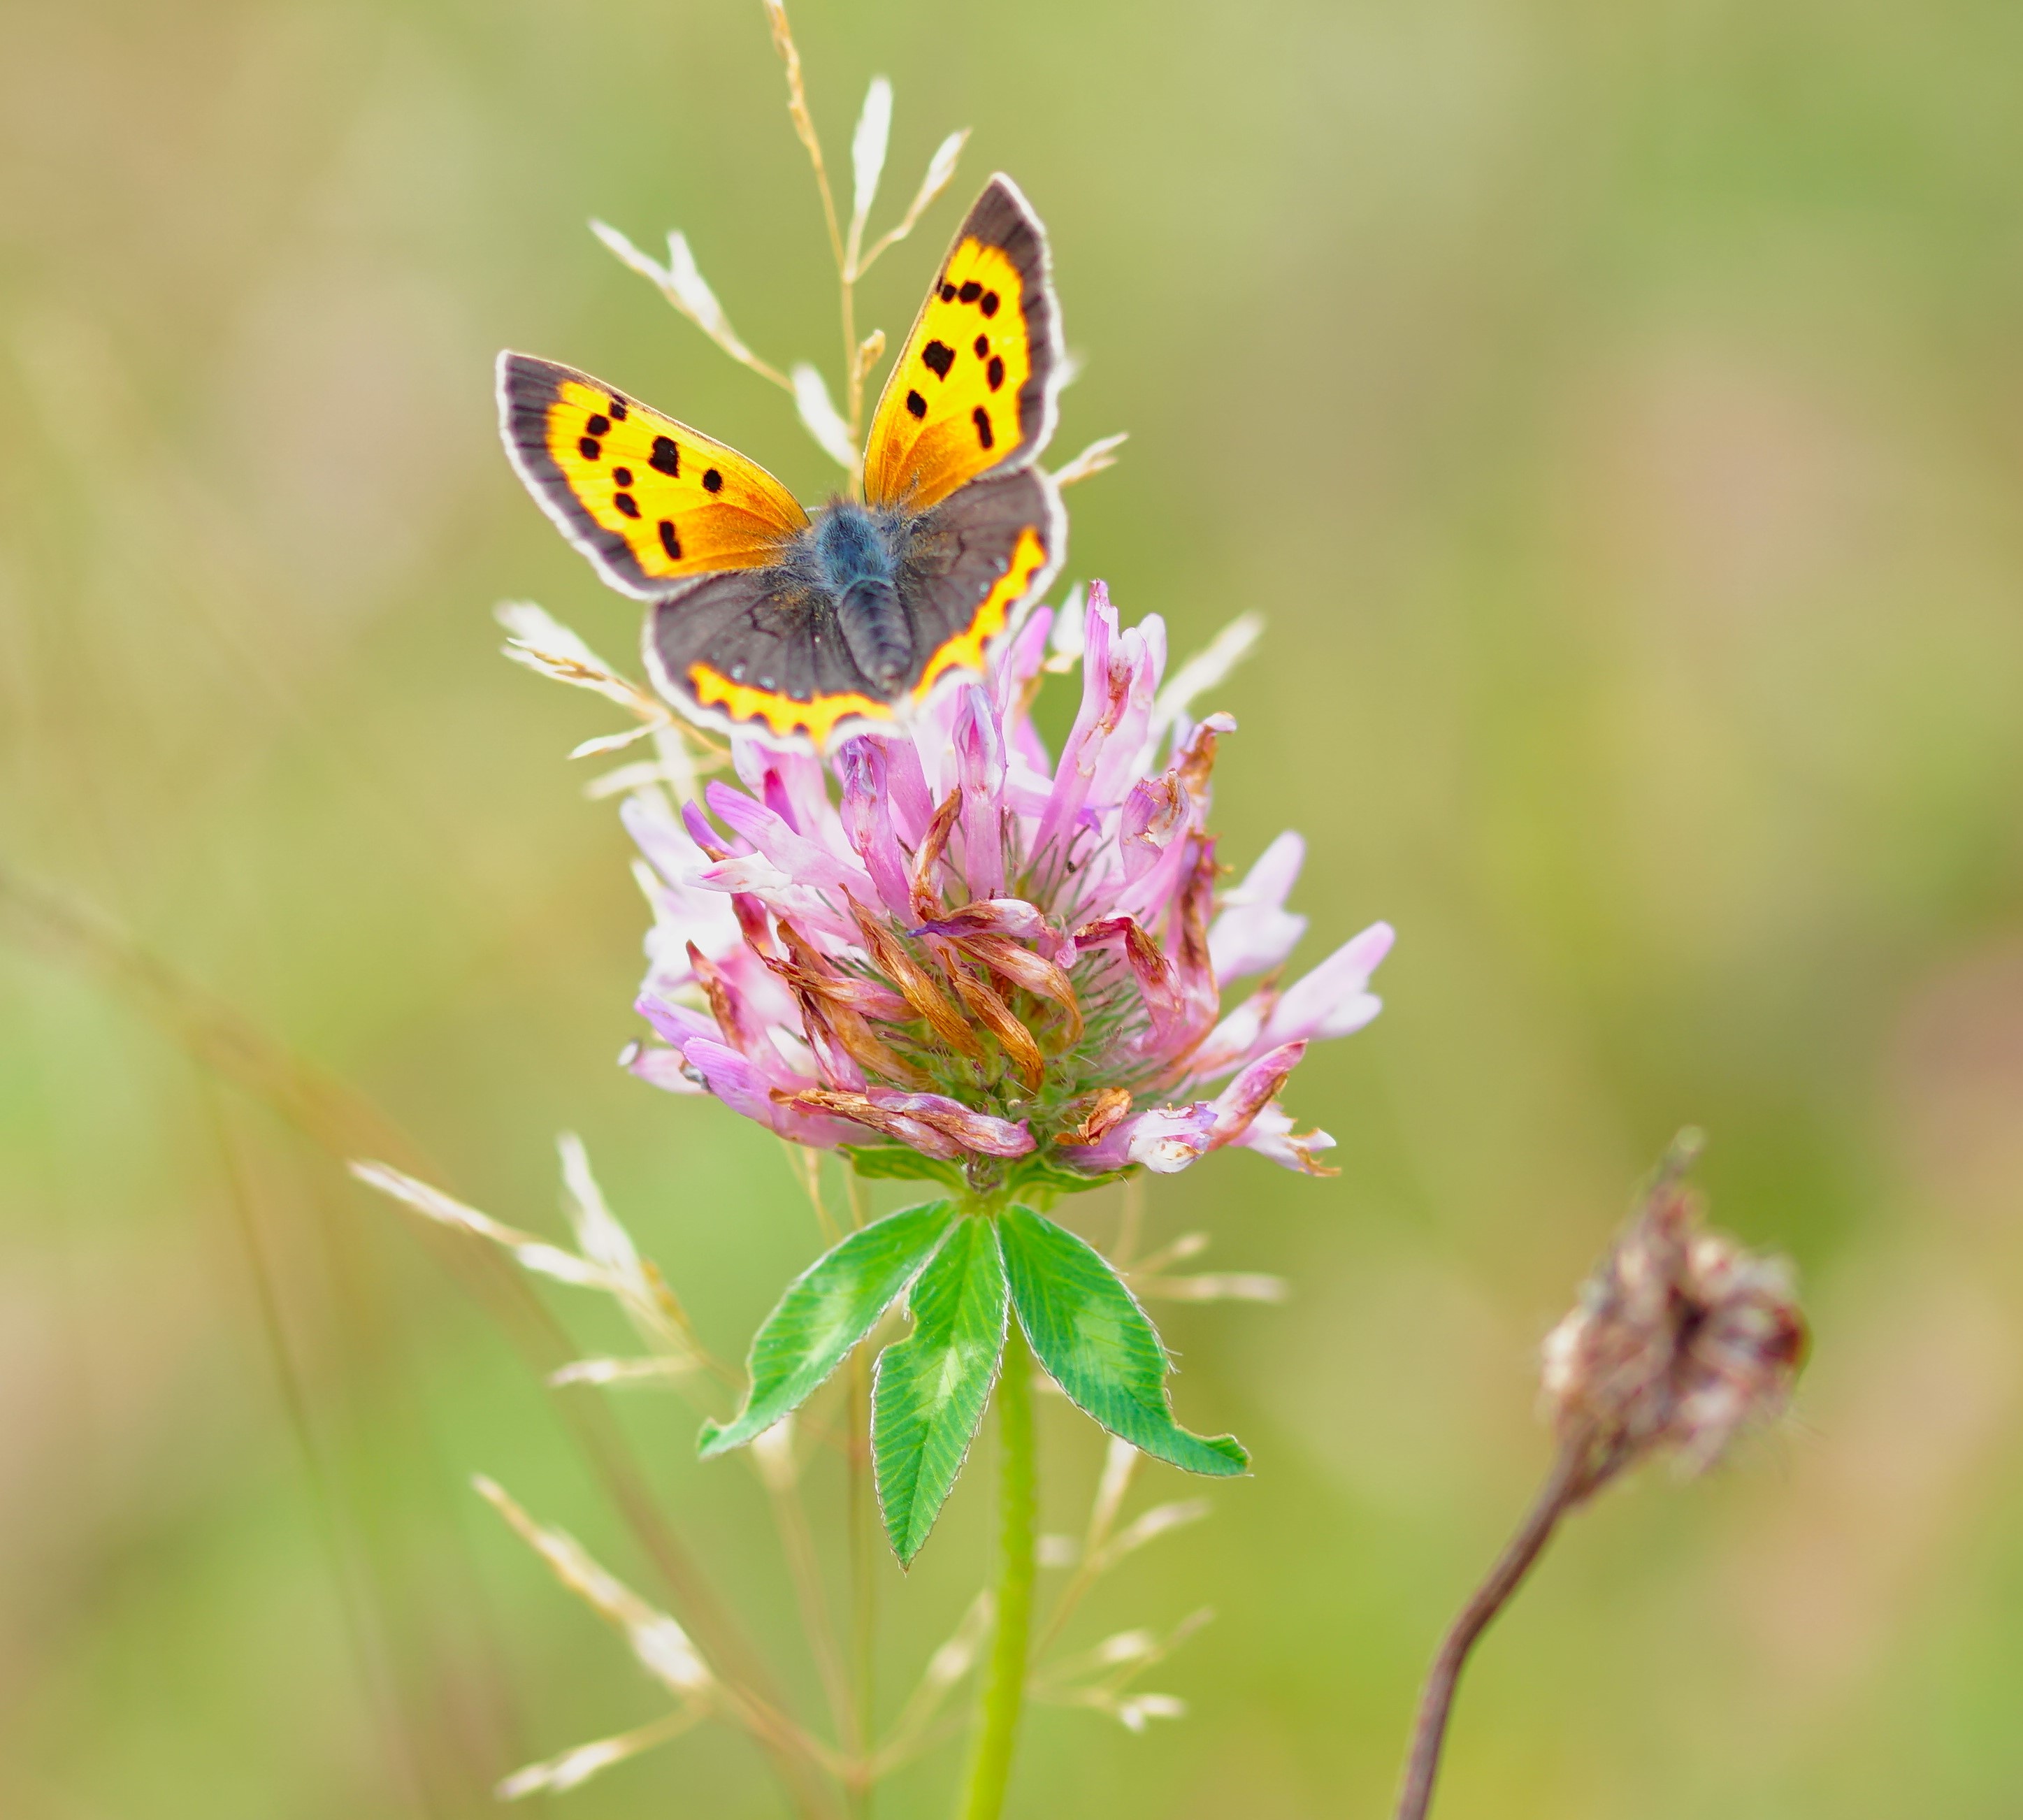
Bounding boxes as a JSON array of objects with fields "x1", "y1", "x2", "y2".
[
  {"x1": 640, "y1": 463, "x2": 1059, "y2": 718},
  {"x1": 795, "y1": 500, "x2": 914, "y2": 692}
]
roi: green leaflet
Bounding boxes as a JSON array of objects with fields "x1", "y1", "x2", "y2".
[
  {"x1": 998, "y1": 1204, "x2": 1248, "y2": 1478},
  {"x1": 699, "y1": 1200, "x2": 956, "y2": 1459},
  {"x1": 840, "y1": 1144, "x2": 967, "y2": 1190},
  {"x1": 872, "y1": 1215, "x2": 1009, "y2": 1566}
]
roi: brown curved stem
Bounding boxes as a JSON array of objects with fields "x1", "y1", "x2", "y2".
[{"x1": 1392, "y1": 1438, "x2": 1590, "y2": 1820}]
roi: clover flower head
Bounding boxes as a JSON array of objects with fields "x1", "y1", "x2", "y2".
[{"x1": 619, "y1": 584, "x2": 1390, "y2": 1195}]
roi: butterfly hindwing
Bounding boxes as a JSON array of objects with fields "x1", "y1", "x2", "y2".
[
  {"x1": 645, "y1": 570, "x2": 899, "y2": 747},
  {"x1": 899, "y1": 465, "x2": 1065, "y2": 702},
  {"x1": 498, "y1": 352, "x2": 808, "y2": 599},
  {"x1": 642, "y1": 465, "x2": 1065, "y2": 750},
  {"x1": 862, "y1": 175, "x2": 1063, "y2": 514}
]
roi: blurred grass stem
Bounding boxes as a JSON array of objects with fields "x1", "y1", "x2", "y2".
[
  {"x1": 847, "y1": 1345, "x2": 877, "y2": 1815},
  {"x1": 1390, "y1": 1431, "x2": 1590, "y2": 1820},
  {"x1": 762, "y1": 0, "x2": 863, "y2": 494},
  {"x1": 0, "y1": 860, "x2": 837, "y2": 1819},
  {"x1": 765, "y1": 1464, "x2": 855, "y2": 1765},
  {"x1": 199, "y1": 1073, "x2": 446, "y2": 1816},
  {"x1": 1033, "y1": 1438, "x2": 1139, "y2": 1658},
  {"x1": 958, "y1": 1323, "x2": 1037, "y2": 1820}
]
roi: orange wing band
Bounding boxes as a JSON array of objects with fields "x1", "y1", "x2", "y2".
[
  {"x1": 912, "y1": 526, "x2": 1051, "y2": 702},
  {"x1": 684, "y1": 524, "x2": 1049, "y2": 745},
  {"x1": 685, "y1": 667, "x2": 899, "y2": 745}
]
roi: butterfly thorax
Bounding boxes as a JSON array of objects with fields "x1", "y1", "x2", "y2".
[{"x1": 798, "y1": 500, "x2": 915, "y2": 693}]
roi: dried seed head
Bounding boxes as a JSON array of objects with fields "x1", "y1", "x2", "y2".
[{"x1": 1541, "y1": 1134, "x2": 1807, "y2": 1498}]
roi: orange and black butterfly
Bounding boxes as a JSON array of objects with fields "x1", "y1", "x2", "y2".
[{"x1": 498, "y1": 175, "x2": 1066, "y2": 750}]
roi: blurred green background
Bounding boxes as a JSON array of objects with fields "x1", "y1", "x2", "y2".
[{"x1": 5, "y1": 0, "x2": 2022, "y2": 1814}]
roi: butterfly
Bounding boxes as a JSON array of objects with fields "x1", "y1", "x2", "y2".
[{"x1": 498, "y1": 175, "x2": 1067, "y2": 751}]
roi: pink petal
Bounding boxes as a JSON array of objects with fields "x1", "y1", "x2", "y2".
[
  {"x1": 1109, "y1": 781, "x2": 1197, "y2": 924},
  {"x1": 1185, "y1": 989, "x2": 1270, "y2": 1083},
  {"x1": 1058, "y1": 1102, "x2": 1216, "y2": 1176},
  {"x1": 999, "y1": 604, "x2": 1056, "y2": 774},
  {"x1": 1207, "y1": 1040, "x2": 1307, "y2": 1148},
  {"x1": 912, "y1": 899, "x2": 1051, "y2": 941},
  {"x1": 634, "y1": 992, "x2": 719, "y2": 1051},
  {"x1": 867, "y1": 1090, "x2": 1035, "y2": 1157},
  {"x1": 786, "y1": 1092, "x2": 967, "y2": 1161},
  {"x1": 705, "y1": 781, "x2": 877, "y2": 900},
  {"x1": 835, "y1": 738, "x2": 914, "y2": 918},
  {"x1": 1118, "y1": 773, "x2": 1186, "y2": 885},
  {"x1": 1261, "y1": 920, "x2": 1394, "y2": 1046},
  {"x1": 619, "y1": 1041, "x2": 705, "y2": 1095},
  {"x1": 1071, "y1": 914, "x2": 1186, "y2": 1050},
  {"x1": 1085, "y1": 616, "x2": 1166, "y2": 809},
  {"x1": 953, "y1": 684, "x2": 1007, "y2": 900},
  {"x1": 682, "y1": 1037, "x2": 851, "y2": 1147},
  {"x1": 1236, "y1": 1103, "x2": 1339, "y2": 1175},
  {"x1": 695, "y1": 856, "x2": 858, "y2": 944},
  {"x1": 879, "y1": 729, "x2": 935, "y2": 846},
  {"x1": 1172, "y1": 712, "x2": 1236, "y2": 830},
  {"x1": 733, "y1": 739, "x2": 837, "y2": 846},
  {"x1": 1208, "y1": 831, "x2": 1309, "y2": 981},
  {"x1": 996, "y1": 602, "x2": 1055, "y2": 711},
  {"x1": 1033, "y1": 582, "x2": 1120, "y2": 859},
  {"x1": 677, "y1": 796, "x2": 740, "y2": 858}
]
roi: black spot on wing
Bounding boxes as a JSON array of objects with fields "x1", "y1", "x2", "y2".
[
  {"x1": 939, "y1": 282, "x2": 957, "y2": 302},
  {"x1": 906, "y1": 389, "x2": 927, "y2": 419},
  {"x1": 612, "y1": 466, "x2": 633, "y2": 485},
  {"x1": 972, "y1": 406, "x2": 993, "y2": 450},
  {"x1": 650, "y1": 435, "x2": 679, "y2": 476},
  {"x1": 703, "y1": 468, "x2": 723, "y2": 493},
  {"x1": 958, "y1": 280, "x2": 982, "y2": 303},
  {"x1": 658, "y1": 520, "x2": 682, "y2": 560},
  {"x1": 614, "y1": 492, "x2": 640, "y2": 518},
  {"x1": 586, "y1": 413, "x2": 611, "y2": 437},
  {"x1": 579, "y1": 436, "x2": 602, "y2": 460},
  {"x1": 946, "y1": 177, "x2": 1060, "y2": 466},
  {"x1": 608, "y1": 397, "x2": 628, "y2": 420},
  {"x1": 980, "y1": 290, "x2": 1000, "y2": 317},
  {"x1": 987, "y1": 356, "x2": 1005, "y2": 391},
  {"x1": 922, "y1": 340, "x2": 956, "y2": 379},
  {"x1": 973, "y1": 334, "x2": 989, "y2": 358}
]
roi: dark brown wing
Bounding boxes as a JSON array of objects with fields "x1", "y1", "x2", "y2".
[
  {"x1": 644, "y1": 568, "x2": 903, "y2": 749},
  {"x1": 896, "y1": 465, "x2": 1065, "y2": 705}
]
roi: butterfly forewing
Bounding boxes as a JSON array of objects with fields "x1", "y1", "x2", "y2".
[
  {"x1": 498, "y1": 353, "x2": 808, "y2": 598},
  {"x1": 862, "y1": 175, "x2": 1063, "y2": 514}
]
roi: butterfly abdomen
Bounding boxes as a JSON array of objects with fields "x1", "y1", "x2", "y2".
[{"x1": 813, "y1": 503, "x2": 914, "y2": 692}]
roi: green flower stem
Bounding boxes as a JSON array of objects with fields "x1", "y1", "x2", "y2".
[
  {"x1": 958, "y1": 1319, "x2": 1037, "y2": 1820},
  {"x1": 847, "y1": 1341, "x2": 876, "y2": 1819}
]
